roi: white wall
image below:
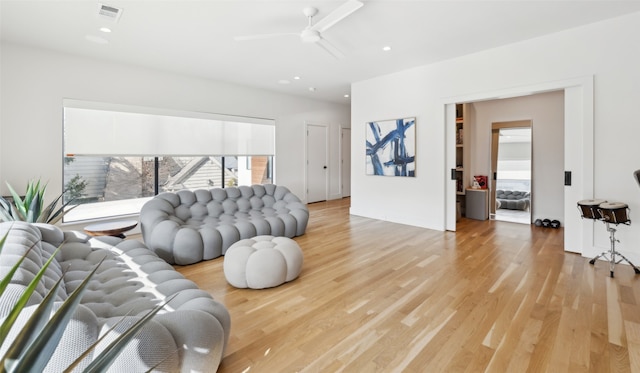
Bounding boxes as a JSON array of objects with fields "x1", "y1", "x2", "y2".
[
  {"x1": 470, "y1": 91, "x2": 564, "y2": 223},
  {"x1": 351, "y1": 12, "x2": 640, "y2": 262},
  {"x1": 0, "y1": 42, "x2": 350, "y2": 208}
]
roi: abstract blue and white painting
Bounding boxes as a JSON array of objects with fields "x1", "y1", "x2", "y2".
[{"x1": 366, "y1": 117, "x2": 415, "y2": 177}]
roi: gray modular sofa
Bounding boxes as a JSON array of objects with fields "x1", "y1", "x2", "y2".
[
  {"x1": 0, "y1": 222, "x2": 230, "y2": 372},
  {"x1": 496, "y1": 190, "x2": 530, "y2": 210},
  {"x1": 140, "y1": 184, "x2": 309, "y2": 265}
]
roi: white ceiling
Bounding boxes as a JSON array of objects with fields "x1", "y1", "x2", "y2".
[{"x1": 2, "y1": 0, "x2": 640, "y2": 104}]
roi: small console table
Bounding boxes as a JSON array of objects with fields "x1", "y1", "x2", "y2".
[{"x1": 465, "y1": 188, "x2": 489, "y2": 220}]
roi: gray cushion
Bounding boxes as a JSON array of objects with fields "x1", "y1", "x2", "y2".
[
  {"x1": 223, "y1": 235, "x2": 303, "y2": 289},
  {"x1": 0, "y1": 221, "x2": 230, "y2": 373},
  {"x1": 140, "y1": 184, "x2": 309, "y2": 265}
]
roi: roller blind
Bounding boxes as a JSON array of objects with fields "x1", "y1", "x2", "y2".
[{"x1": 63, "y1": 100, "x2": 275, "y2": 156}]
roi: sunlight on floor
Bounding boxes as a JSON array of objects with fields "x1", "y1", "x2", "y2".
[{"x1": 492, "y1": 208, "x2": 530, "y2": 224}]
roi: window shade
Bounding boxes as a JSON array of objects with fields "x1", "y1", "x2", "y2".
[{"x1": 63, "y1": 100, "x2": 275, "y2": 156}]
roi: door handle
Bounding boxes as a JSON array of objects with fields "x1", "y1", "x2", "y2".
[
  {"x1": 323, "y1": 166, "x2": 327, "y2": 169},
  {"x1": 451, "y1": 169, "x2": 456, "y2": 180},
  {"x1": 564, "y1": 171, "x2": 572, "y2": 186}
]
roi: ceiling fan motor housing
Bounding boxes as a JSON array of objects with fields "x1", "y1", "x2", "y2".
[
  {"x1": 301, "y1": 29, "x2": 321, "y2": 43},
  {"x1": 302, "y1": 7, "x2": 319, "y2": 18}
]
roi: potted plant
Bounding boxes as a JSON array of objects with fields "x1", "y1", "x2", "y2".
[{"x1": 0, "y1": 180, "x2": 77, "y2": 224}]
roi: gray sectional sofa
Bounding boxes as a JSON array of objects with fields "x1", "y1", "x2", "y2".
[
  {"x1": 496, "y1": 189, "x2": 530, "y2": 210},
  {"x1": 0, "y1": 222, "x2": 230, "y2": 372},
  {"x1": 140, "y1": 184, "x2": 309, "y2": 265}
]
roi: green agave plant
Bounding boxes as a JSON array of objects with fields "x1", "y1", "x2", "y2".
[
  {"x1": 0, "y1": 180, "x2": 78, "y2": 225},
  {"x1": 0, "y1": 226, "x2": 170, "y2": 372}
]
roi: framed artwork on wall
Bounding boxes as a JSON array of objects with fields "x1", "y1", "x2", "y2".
[{"x1": 365, "y1": 117, "x2": 416, "y2": 177}]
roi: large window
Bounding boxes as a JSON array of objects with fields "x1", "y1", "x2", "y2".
[{"x1": 63, "y1": 100, "x2": 275, "y2": 222}]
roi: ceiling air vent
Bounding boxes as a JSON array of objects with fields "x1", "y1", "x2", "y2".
[{"x1": 97, "y1": 3, "x2": 123, "y2": 23}]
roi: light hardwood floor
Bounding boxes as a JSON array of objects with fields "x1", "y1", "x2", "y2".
[{"x1": 175, "y1": 198, "x2": 640, "y2": 372}]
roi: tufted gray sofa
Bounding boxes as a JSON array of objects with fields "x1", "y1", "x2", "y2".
[
  {"x1": 0, "y1": 222, "x2": 230, "y2": 372},
  {"x1": 496, "y1": 190, "x2": 530, "y2": 210},
  {"x1": 140, "y1": 184, "x2": 309, "y2": 265}
]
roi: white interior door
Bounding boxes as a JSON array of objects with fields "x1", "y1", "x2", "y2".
[
  {"x1": 341, "y1": 128, "x2": 351, "y2": 197},
  {"x1": 307, "y1": 124, "x2": 328, "y2": 203},
  {"x1": 564, "y1": 84, "x2": 593, "y2": 254},
  {"x1": 445, "y1": 103, "x2": 457, "y2": 231}
]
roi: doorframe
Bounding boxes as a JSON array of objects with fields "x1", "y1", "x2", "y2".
[
  {"x1": 305, "y1": 122, "x2": 329, "y2": 203},
  {"x1": 490, "y1": 120, "x2": 532, "y2": 222},
  {"x1": 340, "y1": 126, "x2": 351, "y2": 198},
  {"x1": 443, "y1": 75, "x2": 593, "y2": 255}
]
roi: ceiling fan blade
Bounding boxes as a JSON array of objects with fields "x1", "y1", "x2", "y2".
[
  {"x1": 311, "y1": 0, "x2": 363, "y2": 33},
  {"x1": 316, "y1": 38, "x2": 345, "y2": 60},
  {"x1": 234, "y1": 32, "x2": 299, "y2": 41}
]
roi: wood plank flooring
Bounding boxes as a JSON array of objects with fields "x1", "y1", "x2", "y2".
[{"x1": 175, "y1": 198, "x2": 640, "y2": 372}]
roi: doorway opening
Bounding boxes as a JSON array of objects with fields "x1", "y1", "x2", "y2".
[
  {"x1": 445, "y1": 77, "x2": 593, "y2": 255},
  {"x1": 490, "y1": 121, "x2": 532, "y2": 224}
]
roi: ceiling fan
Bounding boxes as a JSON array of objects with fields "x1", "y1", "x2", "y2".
[{"x1": 234, "y1": 0, "x2": 364, "y2": 59}]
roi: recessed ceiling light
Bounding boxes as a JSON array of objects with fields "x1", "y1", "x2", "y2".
[
  {"x1": 278, "y1": 79, "x2": 291, "y2": 85},
  {"x1": 308, "y1": 87, "x2": 316, "y2": 92},
  {"x1": 85, "y1": 35, "x2": 109, "y2": 44},
  {"x1": 344, "y1": 94, "x2": 350, "y2": 98},
  {"x1": 382, "y1": 46, "x2": 392, "y2": 52},
  {"x1": 293, "y1": 76, "x2": 301, "y2": 80},
  {"x1": 99, "y1": 27, "x2": 112, "y2": 33}
]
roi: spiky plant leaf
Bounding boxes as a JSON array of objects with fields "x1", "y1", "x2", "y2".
[
  {"x1": 38, "y1": 186, "x2": 46, "y2": 210},
  {"x1": 0, "y1": 228, "x2": 18, "y2": 295},
  {"x1": 21, "y1": 181, "x2": 37, "y2": 219},
  {"x1": 41, "y1": 193, "x2": 78, "y2": 225},
  {"x1": 5, "y1": 184, "x2": 26, "y2": 220},
  {"x1": 8, "y1": 205, "x2": 24, "y2": 222},
  {"x1": 37, "y1": 189, "x2": 68, "y2": 224},
  {"x1": 0, "y1": 197, "x2": 10, "y2": 211},
  {"x1": 25, "y1": 195, "x2": 41, "y2": 224},
  {"x1": 1, "y1": 275, "x2": 64, "y2": 372},
  {"x1": 81, "y1": 294, "x2": 177, "y2": 373},
  {"x1": 9, "y1": 256, "x2": 106, "y2": 373},
  {"x1": 0, "y1": 198, "x2": 14, "y2": 222},
  {"x1": 0, "y1": 244, "x2": 61, "y2": 346},
  {"x1": 62, "y1": 311, "x2": 135, "y2": 373},
  {"x1": 24, "y1": 181, "x2": 46, "y2": 224},
  {"x1": 0, "y1": 241, "x2": 33, "y2": 307},
  {"x1": 0, "y1": 227, "x2": 9, "y2": 255},
  {"x1": 45, "y1": 204, "x2": 79, "y2": 225},
  {"x1": 25, "y1": 180, "x2": 44, "y2": 212},
  {"x1": 20, "y1": 184, "x2": 32, "y2": 214},
  {"x1": 0, "y1": 210, "x2": 13, "y2": 223}
]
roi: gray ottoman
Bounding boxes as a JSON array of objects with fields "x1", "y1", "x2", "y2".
[{"x1": 223, "y1": 235, "x2": 303, "y2": 289}]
